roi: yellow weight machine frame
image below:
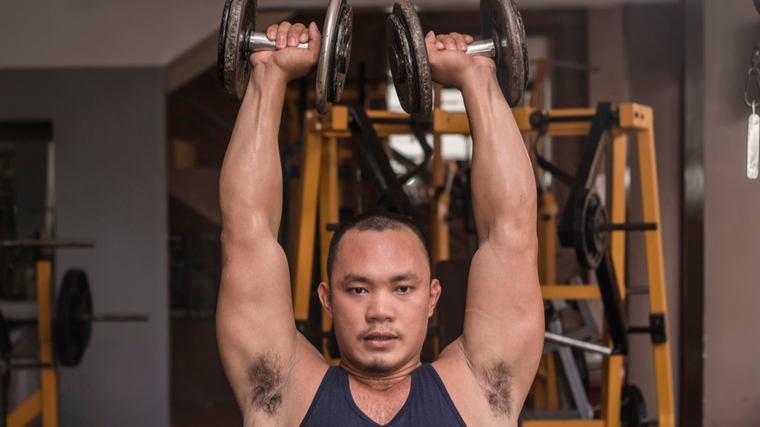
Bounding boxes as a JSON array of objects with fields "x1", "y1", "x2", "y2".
[
  {"x1": 5, "y1": 260, "x2": 59, "y2": 427},
  {"x1": 291, "y1": 103, "x2": 673, "y2": 427}
]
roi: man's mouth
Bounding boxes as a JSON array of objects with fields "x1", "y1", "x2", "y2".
[{"x1": 363, "y1": 333, "x2": 398, "y2": 348}]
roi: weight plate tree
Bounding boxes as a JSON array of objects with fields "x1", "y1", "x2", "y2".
[
  {"x1": 218, "y1": 0, "x2": 353, "y2": 114},
  {"x1": 386, "y1": 0, "x2": 529, "y2": 122}
]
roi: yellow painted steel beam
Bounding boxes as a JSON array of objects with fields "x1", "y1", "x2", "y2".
[
  {"x1": 318, "y1": 137, "x2": 340, "y2": 366},
  {"x1": 545, "y1": 353, "x2": 559, "y2": 410},
  {"x1": 537, "y1": 192, "x2": 558, "y2": 286},
  {"x1": 365, "y1": 110, "x2": 411, "y2": 120},
  {"x1": 7, "y1": 390, "x2": 42, "y2": 427},
  {"x1": 601, "y1": 354, "x2": 623, "y2": 427},
  {"x1": 514, "y1": 108, "x2": 597, "y2": 136},
  {"x1": 618, "y1": 103, "x2": 652, "y2": 130},
  {"x1": 633, "y1": 113, "x2": 675, "y2": 427},
  {"x1": 36, "y1": 260, "x2": 58, "y2": 427},
  {"x1": 432, "y1": 109, "x2": 471, "y2": 135},
  {"x1": 293, "y1": 132, "x2": 323, "y2": 321},
  {"x1": 540, "y1": 285, "x2": 602, "y2": 300},
  {"x1": 609, "y1": 132, "x2": 628, "y2": 296},
  {"x1": 306, "y1": 106, "x2": 349, "y2": 132}
]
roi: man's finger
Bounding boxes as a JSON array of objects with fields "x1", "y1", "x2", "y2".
[
  {"x1": 451, "y1": 33, "x2": 468, "y2": 51},
  {"x1": 288, "y1": 23, "x2": 306, "y2": 47},
  {"x1": 426, "y1": 31, "x2": 443, "y2": 51},
  {"x1": 276, "y1": 21, "x2": 292, "y2": 49},
  {"x1": 441, "y1": 35, "x2": 457, "y2": 51},
  {"x1": 266, "y1": 24, "x2": 278, "y2": 40},
  {"x1": 300, "y1": 26, "x2": 309, "y2": 43},
  {"x1": 308, "y1": 22, "x2": 322, "y2": 51}
]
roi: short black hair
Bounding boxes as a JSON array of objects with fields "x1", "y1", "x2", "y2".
[{"x1": 326, "y1": 211, "x2": 432, "y2": 283}]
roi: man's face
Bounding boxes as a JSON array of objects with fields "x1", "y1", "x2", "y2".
[{"x1": 318, "y1": 228, "x2": 440, "y2": 374}]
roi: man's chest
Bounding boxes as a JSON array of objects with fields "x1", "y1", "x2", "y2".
[{"x1": 350, "y1": 379, "x2": 412, "y2": 425}]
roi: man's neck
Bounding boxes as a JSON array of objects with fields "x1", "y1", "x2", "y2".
[{"x1": 339, "y1": 359, "x2": 422, "y2": 392}]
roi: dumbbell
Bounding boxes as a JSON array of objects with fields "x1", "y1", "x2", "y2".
[
  {"x1": 218, "y1": 0, "x2": 353, "y2": 114},
  {"x1": 386, "y1": 0, "x2": 529, "y2": 122}
]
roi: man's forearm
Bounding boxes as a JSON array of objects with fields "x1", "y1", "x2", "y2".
[
  {"x1": 220, "y1": 74, "x2": 288, "y2": 241},
  {"x1": 462, "y1": 69, "x2": 536, "y2": 244}
]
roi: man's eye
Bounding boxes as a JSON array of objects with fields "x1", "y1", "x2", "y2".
[
  {"x1": 350, "y1": 288, "x2": 366, "y2": 295},
  {"x1": 398, "y1": 286, "x2": 411, "y2": 293}
]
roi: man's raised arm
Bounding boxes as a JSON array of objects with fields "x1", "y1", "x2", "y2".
[
  {"x1": 216, "y1": 22, "x2": 323, "y2": 412},
  {"x1": 427, "y1": 31, "x2": 544, "y2": 418}
]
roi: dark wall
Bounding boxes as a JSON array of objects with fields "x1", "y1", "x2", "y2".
[{"x1": 0, "y1": 68, "x2": 169, "y2": 426}]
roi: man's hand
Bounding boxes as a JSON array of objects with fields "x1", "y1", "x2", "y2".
[
  {"x1": 249, "y1": 21, "x2": 322, "y2": 87},
  {"x1": 425, "y1": 31, "x2": 496, "y2": 91}
]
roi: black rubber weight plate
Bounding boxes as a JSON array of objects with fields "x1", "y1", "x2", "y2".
[
  {"x1": 480, "y1": 0, "x2": 528, "y2": 107},
  {"x1": 331, "y1": 1, "x2": 353, "y2": 104},
  {"x1": 387, "y1": 12, "x2": 418, "y2": 115},
  {"x1": 393, "y1": 0, "x2": 432, "y2": 123},
  {"x1": 218, "y1": 0, "x2": 257, "y2": 100},
  {"x1": 621, "y1": 385, "x2": 648, "y2": 427},
  {"x1": 55, "y1": 270, "x2": 93, "y2": 367}
]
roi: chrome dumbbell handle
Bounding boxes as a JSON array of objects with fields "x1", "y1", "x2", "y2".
[{"x1": 248, "y1": 33, "x2": 309, "y2": 52}]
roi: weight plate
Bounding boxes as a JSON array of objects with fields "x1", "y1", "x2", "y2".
[
  {"x1": 330, "y1": 2, "x2": 353, "y2": 105},
  {"x1": 621, "y1": 384, "x2": 648, "y2": 427},
  {"x1": 54, "y1": 269, "x2": 93, "y2": 367},
  {"x1": 316, "y1": 0, "x2": 347, "y2": 114},
  {"x1": 390, "y1": 0, "x2": 432, "y2": 123},
  {"x1": 386, "y1": 12, "x2": 419, "y2": 117},
  {"x1": 218, "y1": 0, "x2": 256, "y2": 100},
  {"x1": 573, "y1": 190, "x2": 607, "y2": 270},
  {"x1": 480, "y1": 0, "x2": 529, "y2": 107}
]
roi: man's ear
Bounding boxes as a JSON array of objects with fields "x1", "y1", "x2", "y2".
[
  {"x1": 428, "y1": 278, "x2": 442, "y2": 318},
  {"x1": 317, "y1": 282, "x2": 333, "y2": 319}
]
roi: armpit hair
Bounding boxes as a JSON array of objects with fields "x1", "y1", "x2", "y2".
[
  {"x1": 482, "y1": 360, "x2": 513, "y2": 417},
  {"x1": 247, "y1": 353, "x2": 286, "y2": 417}
]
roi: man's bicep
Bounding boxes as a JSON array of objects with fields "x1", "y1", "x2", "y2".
[
  {"x1": 459, "y1": 241, "x2": 544, "y2": 406},
  {"x1": 216, "y1": 236, "x2": 298, "y2": 406}
]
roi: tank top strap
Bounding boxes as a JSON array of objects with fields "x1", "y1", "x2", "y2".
[
  {"x1": 299, "y1": 366, "x2": 343, "y2": 426},
  {"x1": 409, "y1": 364, "x2": 468, "y2": 427}
]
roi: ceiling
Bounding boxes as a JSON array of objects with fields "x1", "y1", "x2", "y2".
[{"x1": 0, "y1": 0, "x2": 679, "y2": 69}]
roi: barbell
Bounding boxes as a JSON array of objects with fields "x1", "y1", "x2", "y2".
[
  {"x1": 218, "y1": 0, "x2": 353, "y2": 114},
  {"x1": 0, "y1": 269, "x2": 148, "y2": 369},
  {"x1": 386, "y1": 0, "x2": 529, "y2": 122}
]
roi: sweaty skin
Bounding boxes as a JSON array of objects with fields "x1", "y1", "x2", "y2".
[{"x1": 217, "y1": 22, "x2": 544, "y2": 427}]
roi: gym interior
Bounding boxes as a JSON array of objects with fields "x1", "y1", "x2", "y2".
[{"x1": 0, "y1": 0, "x2": 757, "y2": 426}]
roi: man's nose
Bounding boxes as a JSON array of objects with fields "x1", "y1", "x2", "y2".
[{"x1": 365, "y1": 291, "x2": 396, "y2": 322}]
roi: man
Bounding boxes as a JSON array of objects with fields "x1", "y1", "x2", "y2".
[{"x1": 217, "y1": 20, "x2": 544, "y2": 427}]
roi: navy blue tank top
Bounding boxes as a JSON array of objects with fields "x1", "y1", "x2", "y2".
[{"x1": 299, "y1": 364, "x2": 467, "y2": 426}]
